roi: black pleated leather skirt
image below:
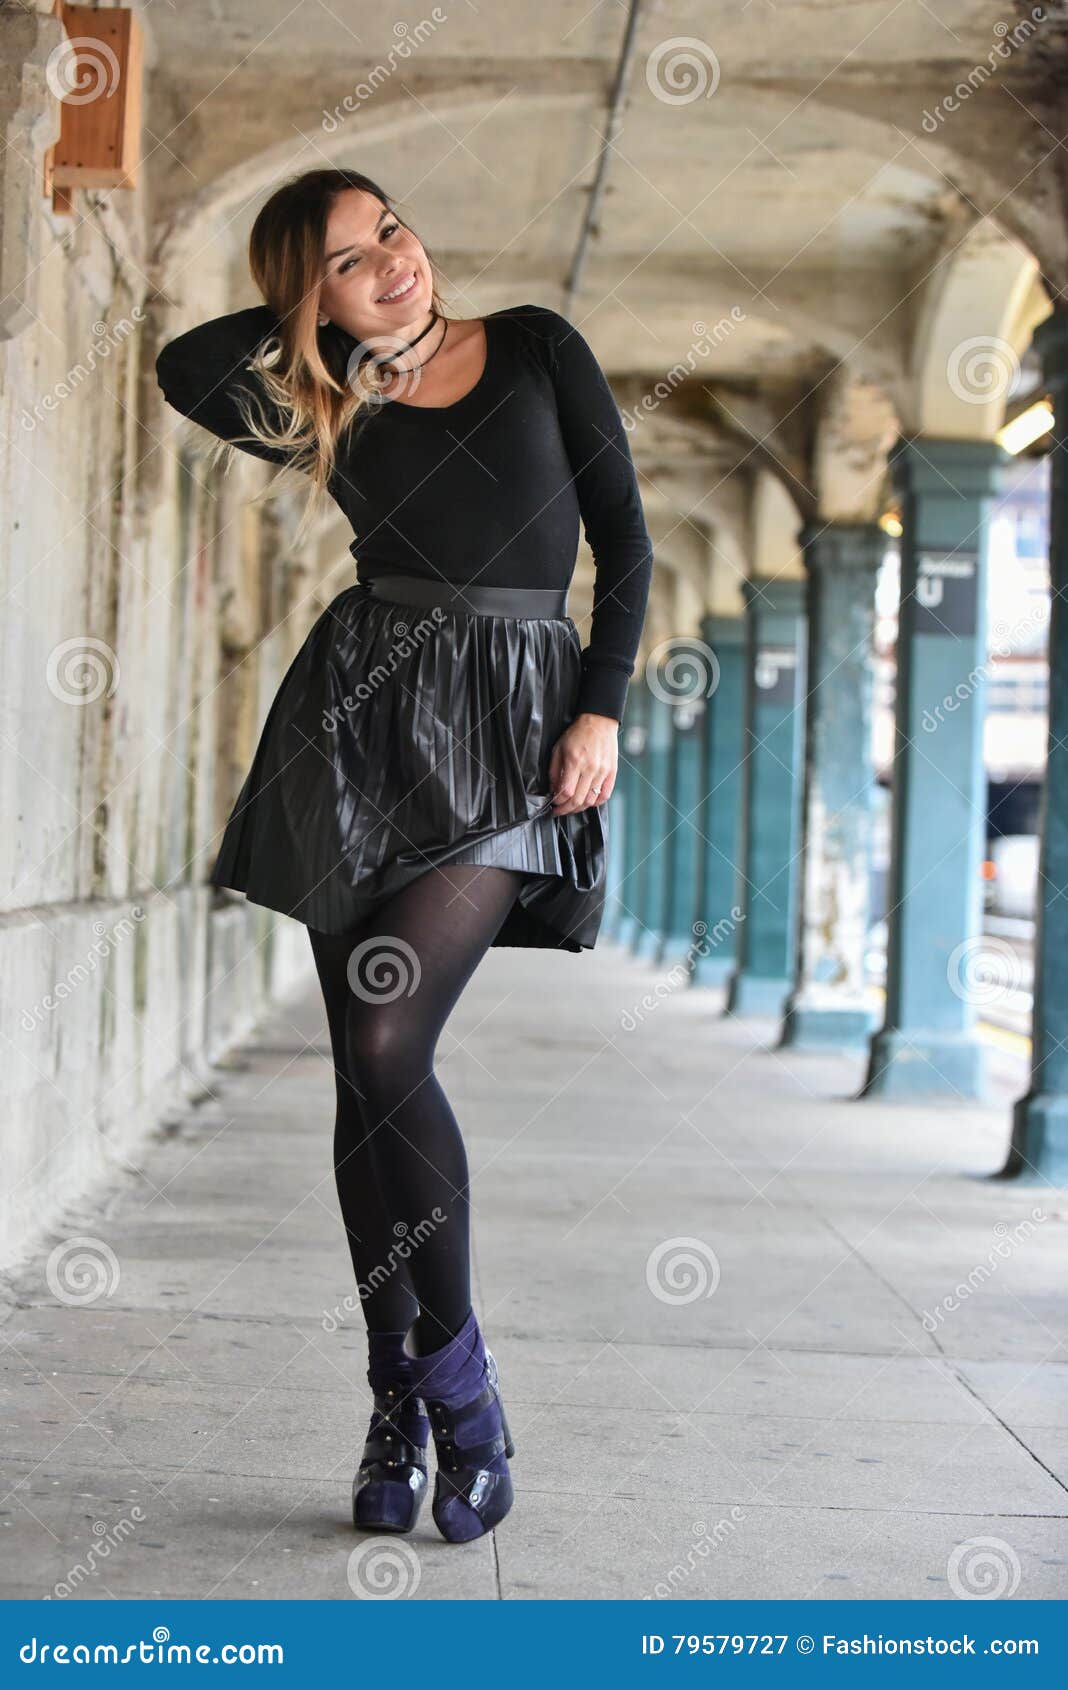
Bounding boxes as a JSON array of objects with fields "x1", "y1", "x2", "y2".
[{"x1": 209, "y1": 575, "x2": 608, "y2": 950}]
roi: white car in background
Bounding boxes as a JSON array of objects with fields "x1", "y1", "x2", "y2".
[{"x1": 985, "y1": 834, "x2": 1039, "y2": 921}]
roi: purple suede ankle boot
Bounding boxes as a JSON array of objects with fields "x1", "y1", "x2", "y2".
[
  {"x1": 351, "y1": 1329, "x2": 430, "y2": 1533},
  {"x1": 403, "y1": 1307, "x2": 515, "y2": 1543}
]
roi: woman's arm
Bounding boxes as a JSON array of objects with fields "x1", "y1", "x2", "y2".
[
  {"x1": 155, "y1": 304, "x2": 294, "y2": 466},
  {"x1": 534, "y1": 304, "x2": 655, "y2": 723}
]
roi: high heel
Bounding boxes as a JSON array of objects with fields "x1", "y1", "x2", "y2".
[
  {"x1": 404, "y1": 1308, "x2": 515, "y2": 1543},
  {"x1": 352, "y1": 1330, "x2": 429, "y2": 1533},
  {"x1": 487, "y1": 1348, "x2": 516, "y2": 1457}
]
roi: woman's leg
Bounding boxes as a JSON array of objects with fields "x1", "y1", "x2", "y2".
[
  {"x1": 309, "y1": 923, "x2": 420, "y2": 1334},
  {"x1": 309, "y1": 862, "x2": 526, "y2": 1352}
]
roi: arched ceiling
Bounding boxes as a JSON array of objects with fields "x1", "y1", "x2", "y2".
[{"x1": 144, "y1": 0, "x2": 1064, "y2": 546}]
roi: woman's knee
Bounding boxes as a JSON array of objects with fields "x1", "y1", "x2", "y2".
[{"x1": 345, "y1": 1007, "x2": 433, "y2": 1100}]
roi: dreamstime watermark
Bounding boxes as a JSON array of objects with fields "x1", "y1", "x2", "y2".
[
  {"x1": 21, "y1": 906, "x2": 146, "y2": 1033},
  {"x1": 646, "y1": 635, "x2": 722, "y2": 704},
  {"x1": 46, "y1": 1237, "x2": 120, "y2": 1307},
  {"x1": 345, "y1": 935, "x2": 422, "y2": 1002},
  {"x1": 46, "y1": 637, "x2": 120, "y2": 706},
  {"x1": 47, "y1": 1510, "x2": 145, "y2": 1599},
  {"x1": 646, "y1": 1236, "x2": 721, "y2": 1304},
  {"x1": 346, "y1": 1538, "x2": 422, "y2": 1598},
  {"x1": 686, "y1": 908, "x2": 745, "y2": 969},
  {"x1": 345, "y1": 334, "x2": 436, "y2": 404},
  {"x1": 620, "y1": 315, "x2": 746, "y2": 432},
  {"x1": 321, "y1": 609, "x2": 445, "y2": 730},
  {"x1": 921, "y1": 599, "x2": 1047, "y2": 732},
  {"x1": 322, "y1": 1212, "x2": 447, "y2": 1330},
  {"x1": 46, "y1": 35, "x2": 120, "y2": 104},
  {"x1": 920, "y1": 1208, "x2": 1047, "y2": 1331},
  {"x1": 947, "y1": 1535, "x2": 1022, "y2": 1599},
  {"x1": 946, "y1": 935, "x2": 1025, "y2": 1008},
  {"x1": 322, "y1": 11, "x2": 448, "y2": 130},
  {"x1": 19, "y1": 309, "x2": 146, "y2": 432},
  {"x1": 644, "y1": 1510, "x2": 746, "y2": 1598},
  {"x1": 20, "y1": 1630, "x2": 284, "y2": 1665},
  {"x1": 646, "y1": 37, "x2": 721, "y2": 105},
  {"x1": 921, "y1": 9, "x2": 1046, "y2": 132},
  {"x1": 946, "y1": 335, "x2": 1020, "y2": 406},
  {"x1": 620, "y1": 909, "x2": 745, "y2": 1030}
]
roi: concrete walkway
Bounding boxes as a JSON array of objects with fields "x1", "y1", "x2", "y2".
[{"x1": 3, "y1": 938, "x2": 1067, "y2": 1601}]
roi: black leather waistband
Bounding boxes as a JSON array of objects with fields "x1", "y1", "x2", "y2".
[{"x1": 361, "y1": 573, "x2": 569, "y2": 620}]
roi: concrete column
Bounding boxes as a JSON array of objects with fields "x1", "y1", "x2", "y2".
[
  {"x1": 1008, "y1": 309, "x2": 1068, "y2": 1180},
  {"x1": 782, "y1": 523, "x2": 882, "y2": 1047},
  {"x1": 610, "y1": 686, "x2": 648, "y2": 948},
  {"x1": 727, "y1": 578, "x2": 807, "y2": 1017},
  {"x1": 631, "y1": 683, "x2": 674, "y2": 958},
  {"x1": 864, "y1": 436, "x2": 1005, "y2": 1099},
  {"x1": 690, "y1": 615, "x2": 746, "y2": 987}
]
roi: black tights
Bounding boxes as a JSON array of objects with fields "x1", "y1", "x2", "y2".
[{"x1": 308, "y1": 863, "x2": 527, "y2": 1355}]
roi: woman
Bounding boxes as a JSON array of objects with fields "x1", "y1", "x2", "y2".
[{"x1": 155, "y1": 169, "x2": 653, "y2": 1545}]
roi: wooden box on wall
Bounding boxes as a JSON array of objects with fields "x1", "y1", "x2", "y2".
[{"x1": 50, "y1": 5, "x2": 143, "y2": 190}]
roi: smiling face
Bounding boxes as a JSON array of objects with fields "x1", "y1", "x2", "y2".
[{"x1": 317, "y1": 187, "x2": 433, "y2": 344}]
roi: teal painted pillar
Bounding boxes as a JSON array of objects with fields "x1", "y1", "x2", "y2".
[
  {"x1": 727, "y1": 578, "x2": 807, "y2": 1017},
  {"x1": 601, "y1": 687, "x2": 637, "y2": 941},
  {"x1": 611, "y1": 686, "x2": 648, "y2": 949},
  {"x1": 1008, "y1": 309, "x2": 1068, "y2": 1179},
  {"x1": 864, "y1": 436, "x2": 1005, "y2": 1099},
  {"x1": 631, "y1": 682, "x2": 673, "y2": 958},
  {"x1": 782, "y1": 523, "x2": 882, "y2": 1047},
  {"x1": 655, "y1": 638, "x2": 714, "y2": 968},
  {"x1": 690, "y1": 615, "x2": 746, "y2": 987}
]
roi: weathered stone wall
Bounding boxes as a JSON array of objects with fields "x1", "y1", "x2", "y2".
[{"x1": 0, "y1": 3, "x2": 312, "y2": 1270}]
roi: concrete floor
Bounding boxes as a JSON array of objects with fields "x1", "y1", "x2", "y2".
[{"x1": 2, "y1": 937, "x2": 1067, "y2": 1602}]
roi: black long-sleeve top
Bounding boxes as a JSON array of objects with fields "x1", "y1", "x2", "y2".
[{"x1": 154, "y1": 301, "x2": 654, "y2": 721}]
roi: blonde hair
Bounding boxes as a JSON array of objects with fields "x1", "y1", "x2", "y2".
[{"x1": 230, "y1": 169, "x2": 447, "y2": 537}]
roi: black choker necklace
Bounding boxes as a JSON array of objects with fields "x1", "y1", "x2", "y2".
[
  {"x1": 387, "y1": 308, "x2": 440, "y2": 360},
  {"x1": 377, "y1": 312, "x2": 449, "y2": 384}
]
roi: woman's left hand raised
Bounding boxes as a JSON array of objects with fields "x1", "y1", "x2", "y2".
[{"x1": 548, "y1": 712, "x2": 619, "y2": 815}]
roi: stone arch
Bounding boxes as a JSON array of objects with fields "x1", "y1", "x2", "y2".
[{"x1": 910, "y1": 218, "x2": 1044, "y2": 438}]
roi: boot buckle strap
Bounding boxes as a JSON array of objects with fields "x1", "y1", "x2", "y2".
[
  {"x1": 437, "y1": 1429, "x2": 506, "y2": 1471},
  {"x1": 426, "y1": 1378, "x2": 496, "y2": 1432},
  {"x1": 361, "y1": 1415, "x2": 429, "y2": 1469}
]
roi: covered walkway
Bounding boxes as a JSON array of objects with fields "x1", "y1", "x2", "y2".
[
  {"x1": 3, "y1": 940, "x2": 1065, "y2": 1600},
  {"x1": 3, "y1": 0, "x2": 1068, "y2": 1608}
]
